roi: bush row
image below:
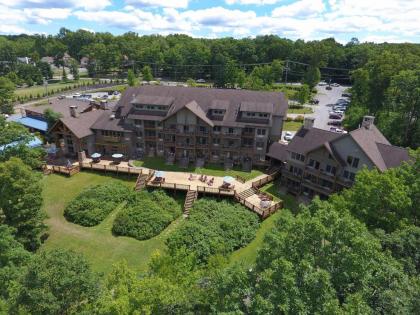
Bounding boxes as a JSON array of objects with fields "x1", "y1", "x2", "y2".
[
  {"x1": 112, "y1": 190, "x2": 182, "y2": 240},
  {"x1": 64, "y1": 182, "x2": 131, "y2": 227},
  {"x1": 285, "y1": 115, "x2": 305, "y2": 122},
  {"x1": 166, "y1": 198, "x2": 260, "y2": 263}
]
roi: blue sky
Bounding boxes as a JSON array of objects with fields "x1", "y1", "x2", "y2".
[{"x1": 0, "y1": 0, "x2": 419, "y2": 43}]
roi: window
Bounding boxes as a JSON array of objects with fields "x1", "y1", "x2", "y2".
[
  {"x1": 228, "y1": 128, "x2": 234, "y2": 134},
  {"x1": 213, "y1": 138, "x2": 220, "y2": 144},
  {"x1": 289, "y1": 165, "x2": 303, "y2": 176},
  {"x1": 291, "y1": 152, "x2": 305, "y2": 162},
  {"x1": 199, "y1": 126, "x2": 206, "y2": 133},
  {"x1": 326, "y1": 164, "x2": 336, "y2": 175},
  {"x1": 134, "y1": 119, "x2": 142, "y2": 126},
  {"x1": 258, "y1": 113, "x2": 268, "y2": 118},
  {"x1": 212, "y1": 109, "x2": 224, "y2": 115},
  {"x1": 308, "y1": 159, "x2": 320, "y2": 169},
  {"x1": 257, "y1": 129, "x2": 266, "y2": 136},
  {"x1": 244, "y1": 127, "x2": 254, "y2": 134},
  {"x1": 135, "y1": 131, "x2": 143, "y2": 137},
  {"x1": 347, "y1": 156, "x2": 360, "y2": 168},
  {"x1": 343, "y1": 170, "x2": 356, "y2": 181},
  {"x1": 256, "y1": 141, "x2": 264, "y2": 148},
  {"x1": 213, "y1": 126, "x2": 221, "y2": 132},
  {"x1": 242, "y1": 138, "x2": 253, "y2": 146}
]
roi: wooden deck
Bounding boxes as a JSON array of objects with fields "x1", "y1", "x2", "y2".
[{"x1": 52, "y1": 158, "x2": 283, "y2": 219}]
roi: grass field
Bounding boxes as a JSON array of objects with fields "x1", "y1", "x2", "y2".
[
  {"x1": 288, "y1": 107, "x2": 314, "y2": 114},
  {"x1": 41, "y1": 172, "x2": 184, "y2": 274},
  {"x1": 229, "y1": 181, "x2": 299, "y2": 267},
  {"x1": 14, "y1": 79, "x2": 94, "y2": 98},
  {"x1": 41, "y1": 171, "x2": 300, "y2": 274},
  {"x1": 133, "y1": 158, "x2": 264, "y2": 181},
  {"x1": 283, "y1": 121, "x2": 303, "y2": 131}
]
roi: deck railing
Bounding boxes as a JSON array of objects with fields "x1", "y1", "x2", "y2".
[
  {"x1": 47, "y1": 165, "x2": 80, "y2": 176},
  {"x1": 80, "y1": 162, "x2": 143, "y2": 174},
  {"x1": 197, "y1": 185, "x2": 235, "y2": 196},
  {"x1": 234, "y1": 191, "x2": 283, "y2": 218},
  {"x1": 251, "y1": 174, "x2": 275, "y2": 189},
  {"x1": 147, "y1": 181, "x2": 190, "y2": 191}
]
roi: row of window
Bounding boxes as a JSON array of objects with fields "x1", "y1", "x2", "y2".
[
  {"x1": 135, "y1": 105, "x2": 167, "y2": 111},
  {"x1": 244, "y1": 112, "x2": 269, "y2": 118},
  {"x1": 291, "y1": 152, "x2": 305, "y2": 162},
  {"x1": 100, "y1": 130, "x2": 124, "y2": 137}
]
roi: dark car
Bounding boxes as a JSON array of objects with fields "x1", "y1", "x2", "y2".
[
  {"x1": 328, "y1": 120, "x2": 342, "y2": 126},
  {"x1": 309, "y1": 98, "x2": 319, "y2": 104},
  {"x1": 326, "y1": 86, "x2": 332, "y2": 90},
  {"x1": 329, "y1": 113, "x2": 342, "y2": 119},
  {"x1": 342, "y1": 92, "x2": 352, "y2": 97}
]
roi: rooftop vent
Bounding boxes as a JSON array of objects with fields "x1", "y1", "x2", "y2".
[{"x1": 110, "y1": 114, "x2": 115, "y2": 120}]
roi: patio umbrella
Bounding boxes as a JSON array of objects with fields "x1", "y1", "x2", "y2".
[
  {"x1": 91, "y1": 153, "x2": 101, "y2": 158},
  {"x1": 112, "y1": 153, "x2": 123, "y2": 159},
  {"x1": 223, "y1": 176, "x2": 235, "y2": 184},
  {"x1": 155, "y1": 171, "x2": 165, "y2": 178}
]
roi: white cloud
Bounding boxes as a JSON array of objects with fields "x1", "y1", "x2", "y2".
[
  {"x1": 24, "y1": 8, "x2": 71, "y2": 24},
  {"x1": 0, "y1": 0, "x2": 111, "y2": 10},
  {"x1": 225, "y1": 0, "x2": 282, "y2": 4},
  {"x1": 272, "y1": 0, "x2": 325, "y2": 18},
  {"x1": 125, "y1": 0, "x2": 189, "y2": 9}
]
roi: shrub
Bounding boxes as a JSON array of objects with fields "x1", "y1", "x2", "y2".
[
  {"x1": 112, "y1": 190, "x2": 181, "y2": 240},
  {"x1": 166, "y1": 198, "x2": 260, "y2": 263},
  {"x1": 294, "y1": 115, "x2": 304, "y2": 122},
  {"x1": 64, "y1": 182, "x2": 131, "y2": 226}
]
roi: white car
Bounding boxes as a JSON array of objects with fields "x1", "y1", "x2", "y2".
[
  {"x1": 318, "y1": 81, "x2": 327, "y2": 86},
  {"x1": 284, "y1": 131, "x2": 293, "y2": 141},
  {"x1": 196, "y1": 79, "x2": 206, "y2": 83},
  {"x1": 334, "y1": 110, "x2": 344, "y2": 115},
  {"x1": 331, "y1": 83, "x2": 340, "y2": 87}
]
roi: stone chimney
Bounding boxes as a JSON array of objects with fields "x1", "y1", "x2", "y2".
[
  {"x1": 303, "y1": 117, "x2": 315, "y2": 129},
  {"x1": 362, "y1": 115, "x2": 375, "y2": 130},
  {"x1": 69, "y1": 105, "x2": 79, "y2": 118}
]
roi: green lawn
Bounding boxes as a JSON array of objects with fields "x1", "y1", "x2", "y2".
[
  {"x1": 15, "y1": 79, "x2": 94, "y2": 98},
  {"x1": 229, "y1": 181, "x2": 299, "y2": 267},
  {"x1": 283, "y1": 121, "x2": 303, "y2": 131},
  {"x1": 41, "y1": 172, "x2": 183, "y2": 274},
  {"x1": 133, "y1": 158, "x2": 264, "y2": 181},
  {"x1": 288, "y1": 107, "x2": 314, "y2": 114},
  {"x1": 88, "y1": 84, "x2": 127, "y2": 93}
]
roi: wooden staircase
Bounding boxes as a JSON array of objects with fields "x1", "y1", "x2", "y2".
[
  {"x1": 135, "y1": 174, "x2": 148, "y2": 191},
  {"x1": 183, "y1": 190, "x2": 197, "y2": 217},
  {"x1": 237, "y1": 187, "x2": 258, "y2": 200}
]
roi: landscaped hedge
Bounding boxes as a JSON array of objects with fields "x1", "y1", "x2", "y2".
[
  {"x1": 166, "y1": 198, "x2": 260, "y2": 263},
  {"x1": 112, "y1": 190, "x2": 182, "y2": 240},
  {"x1": 64, "y1": 182, "x2": 131, "y2": 226}
]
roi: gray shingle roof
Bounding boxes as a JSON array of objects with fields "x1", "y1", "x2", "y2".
[
  {"x1": 132, "y1": 95, "x2": 174, "y2": 106},
  {"x1": 267, "y1": 142, "x2": 288, "y2": 161},
  {"x1": 59, "y1": 109, "x2": 105, "y2": 139},
  {"x1": 240, "y1": 101, "x2": 273, "y2": 113},
  {"x1": 117, "y1": 86, "x2": 288, "y2": 125},
  {"x1": 286, "y1": 127, "x2": 343, "y2": 155}
]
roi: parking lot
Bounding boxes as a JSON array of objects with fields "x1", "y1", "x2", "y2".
[{"x1": 312, "y1": 84, "x2": 348, "y2": 130}]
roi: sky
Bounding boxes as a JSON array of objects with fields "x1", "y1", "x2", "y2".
[{"x1": 0, "y1": 0, "x2": 419, "y2": 43}]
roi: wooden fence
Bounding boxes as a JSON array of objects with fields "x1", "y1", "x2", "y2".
[
  {"x1": 80, "y1": 162, "x2": 143, "y2": 175},
  {"x1": 251, "y1": 174, "x2": 276, "y2": 189},
  {"x1": 234, "y1": 191, "x2": 283, "y2": 219},
  {"x1": 235, "y1": 175, "x2": 246, "y2": 184},
  {"x1": 46, "y1": 165, "x2": 80, "y2": 177},
  {"x1": 197, "y1": 185, "x2": 235, "y2": 196},
  {"x1": 146, "y1": 181, "x2": 191, "y2": 191}
]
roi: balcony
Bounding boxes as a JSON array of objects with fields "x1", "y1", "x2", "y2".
[{"x1": 102, "y1": 136, "x2": 122, "y2": 143}]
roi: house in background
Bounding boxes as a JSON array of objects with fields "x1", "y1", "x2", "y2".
[
  {"x1": 41, "y1": 56, "x2": 54, "y2": 65},
  {"x1": 268, "y1": 116, "x2": 411, "y2": 199},
  {"x1": 80, "y1": 56, "x2": 89, "y2": 68}
]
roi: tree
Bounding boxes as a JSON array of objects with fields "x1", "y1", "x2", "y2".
[
  {"x1": 0, "y1": 76, "x2": 15, "y2": 114},
  {"x1": 127, "y1": 69, "x2": 137, "y2": 86},
  {"x1": 62, "y1": 66, "x2": 68, "y2": 81},
  {"x1": 0, "y1": 116, "x2": 43, "y2": 168},
  {"x1": 36, "y1": 61, "x2": 53, "y2": 80},
  {"x1": 14, "y1": 249, "x2": 99, "y2": 315},
  {"x1": 43, "y1": 108, "x2": 62, "y2": 129},
  {"x1": 0, "y1": 158, "x2": 46, "y2": 250},
  {"x1": 0, "y1": 224, "x2": 31, "y2": 303},
  {"x1": 69, "y1": 59, "x2": 79, "y2": 81},
  {"x1": 303, "y1": 65, "x2": 321, "y2": 89},
  {"x1": 296, "y1": 84, "x2": 310, "y2": 104},
  {"x1": 330, "y1": 167, "x2": 413, "y2": 233},
  {"x1": 142, "y1": 65, "x2": 153, "y2": 82}
]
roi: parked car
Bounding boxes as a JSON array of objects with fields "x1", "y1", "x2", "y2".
[
  {"x1": 318, "y1": 81, "x2": 327, "y2": 86},
  {"x1": 333, "y1": 105, "x2": 347, "y2": 111},
  {"x1": 309, "y1": 98, "x2": 319, "y2": 104},
  {"x1": 331, "y1": 83, "x2": 340, "y2": 87},
  {"x1": 58, "y1": 95, "x2": 66, "y2": 99},
  {"x1": 284, "y1": 131, "x2": 293, "y2": 141},
  {"x1": 329, "y1": 113, "x2": 342, "y2": 119},
  {"x1": 342, "y1": 92, "x2": 352, "y2": 97},
  {"x1": 334, "y1": 110, "x2": 344, "y2": 115},
  {"x1": 196, "y1": 79, "x2": 206, "y2": 83},
  {"x1": 328, "y1": 120, "x2": 343, "y2": 126},
  {"x1": 326, "y1": 86, "x2": 332, "y2": 90}
]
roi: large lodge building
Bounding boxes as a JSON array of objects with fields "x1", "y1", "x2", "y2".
[
  {"x1": 20, "y1": 85, "x2": 411, "y2": 199},
  {"x1": 28, "y1": 86, "x2": 288, "y2": 169}
]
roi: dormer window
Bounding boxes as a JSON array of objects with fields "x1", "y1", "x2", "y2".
[{"x1": 212, "y1": 109, "x2": 225, "y2": 115}]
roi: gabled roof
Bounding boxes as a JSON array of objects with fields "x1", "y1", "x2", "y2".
[
  {"x1": 15, "y1": 117, "x2": 48, "y2": 132},
  {"x1": 376, "y1": 143, "x2": 411, "y2": 169},
  {"x1": 91, "y1": 110, "x2": 131, "y2": 132},
  {"x1": 164, "y1": 100, "x2": 215, "y2": 127},
  {"x1": 117, "y1": 85, "x2": 288, "y2": 126},
  {"x1": 59, "y1": 110, "x2": 105, "y2": 139},
  {"x1": 132, "y1": 95, "x2": 174, "y2": 106},
  {"x1": 348, "y1": 125, "x2": 391, "y2": 171},
  {"x1": 240, "y1": 101, "x2": 273, "y2": 113},
  {"x1": 286, "y1": 127, "x2": 343, "y2": 155},
  {"x1": 267, "y1": 142, "x2": 288, "y2": 161}
]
